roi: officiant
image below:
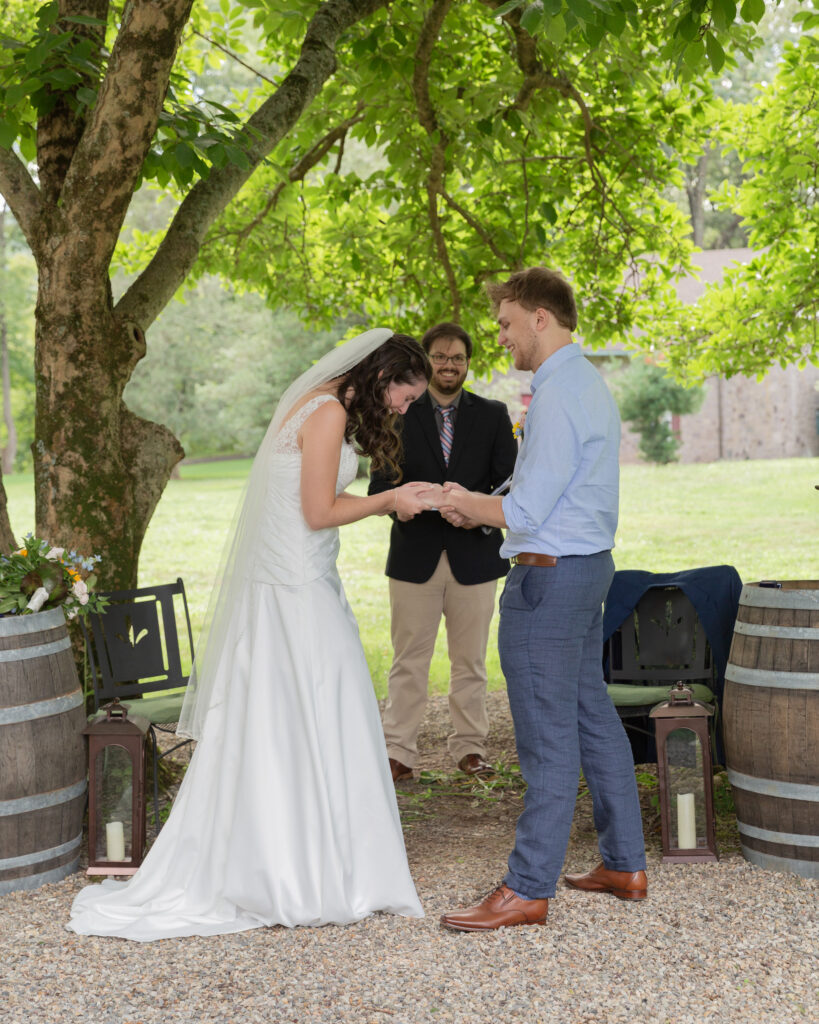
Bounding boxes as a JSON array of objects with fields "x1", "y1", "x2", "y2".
[{"x1": 369, "y1": 322, "x2": 517, "y2": 782}]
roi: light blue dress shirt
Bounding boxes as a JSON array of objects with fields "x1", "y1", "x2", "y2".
[{"x1": 500, "y1": 343, "x2": 619, "y2": 557}]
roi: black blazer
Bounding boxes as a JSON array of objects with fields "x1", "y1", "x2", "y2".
[{"x1": 368, "y1": 390, "x2": 518, "y2": 585}]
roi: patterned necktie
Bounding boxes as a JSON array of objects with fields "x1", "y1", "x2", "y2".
[{"x1": 438, "y1": 405, "x2": 454, "y2": 466}]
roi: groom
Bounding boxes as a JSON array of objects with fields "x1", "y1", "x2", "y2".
[{"x1": 437, "y1": 267, "x2": 647, "y2": 931}]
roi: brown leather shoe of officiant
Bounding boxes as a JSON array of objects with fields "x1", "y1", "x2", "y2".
[
  {"x1": 457, "y1": 753, "x2": 494, "y2": 777},
  {"x1": 389, "y1": 758, "x2": 413, "y2": 783},
  {"x1": 440, "y1": 884, "x2": 549, "y2": 932},
  {"x1": 564, "y1": 863, "x2": 648, "y2": 901}
]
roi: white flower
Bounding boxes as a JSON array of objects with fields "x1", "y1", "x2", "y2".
[
  {"x1": 26, "y1": 587, "x2": 49, "y2": 612},
  {"x1": 46, "y1": 547, "x2": 65, "y2": 560},
  {"x1": 72, "y1": 580, "x2": 89, "y2": 605}
]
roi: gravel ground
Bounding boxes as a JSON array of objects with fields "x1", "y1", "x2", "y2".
[{"x1": 1, "y1": 693, "x2": 816, "y2": 1024}]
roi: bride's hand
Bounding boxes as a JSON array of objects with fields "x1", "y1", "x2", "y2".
[{"x1": 394, "y1": 481, "x2": 433, "y2": 521}]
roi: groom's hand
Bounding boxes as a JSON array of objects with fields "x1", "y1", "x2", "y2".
[
  {"x1": 440, "y1": 508, "x2": 480, "y2": 529},
  {"x1": 439, "y1": 482, "x2": 472, "y2": 526},
  {"x1": 440, "y1": 482, "x2": 507, "y2": 529}
]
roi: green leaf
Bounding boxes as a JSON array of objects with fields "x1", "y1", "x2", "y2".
[
  {"x1": 566, "y1": 0, "x2": 595, "y2": 23},
  {"x1": 18, "y1": 129, "x2": 36, "y2": 162},
  {"x1": 683, "y1": 38, "x2": 705, "y2": 68},
  {"x1": 0, "y1": 121, "x2": 17, "y2": 150},
  {"x1": 605, "y1": 8, "x2": 626, "y2": 36},
  {"x1": 740, "y1": 0, "x2": 765, "y2": 25},
  {"x1": 547, "y1": 13, "x2": 567, "y2": 44},
  {"x1": 36, "y1": 1, "x2": 60, "y2": 30},
  {"x1": 4, "y1": 82, "x2": 28, "y2": 108},
  {"x1": 676, "y1": 12, "x2": 700, "y2": 42},
  {"x1": 540, "y1": 201, "x2": 558, "y2": 224},
  {"x1": 43, "y1": 68, "x2": 82, "y2": 88},
  {"x1": 493, "y1": 0, "x2": 526, "y2": 16},
  {"x1": 520, "y1": 2, "x2": 546, "y2": 34},
  {"x1": 712, "y1": 0, "x2": 737, "y2": 33},
  {"x1": 705, "y1": 33, "x2": 725, "y2": 73},
  {"x1": 76, "y1": 86, "x2": 97, "y2": 106},
  {"x1": 175, "y1": 142, "x2": 196, "y2": 167},
  {"x1": 584, "y1": 21, "x2": 607, "y2": 47}
]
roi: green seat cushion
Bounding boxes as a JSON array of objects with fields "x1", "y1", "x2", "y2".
[
  {"x1": 88, "y1": 691, "x2": 187, "y2": 725},
  {"x1": 607, "y1": 683, "x2": 715, "y2": 708}
]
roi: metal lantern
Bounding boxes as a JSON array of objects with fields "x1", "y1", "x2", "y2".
[
  {"x1": 82, "y1": 699, "x2": 149, "y2": 875},
  {"x1": 650, "y1": 682, "x2": 718, "y2": 863}
]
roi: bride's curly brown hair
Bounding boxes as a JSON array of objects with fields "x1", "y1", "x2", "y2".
[{"x1": 334, "y1": 333, "x2": 431, "y2": 482}]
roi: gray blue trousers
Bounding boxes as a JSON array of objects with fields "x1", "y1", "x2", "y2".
[{"x1": 499, "y1": 551, "x2": 646, "y2": 899}]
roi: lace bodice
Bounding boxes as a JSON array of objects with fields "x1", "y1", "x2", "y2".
[
  {"x1": 274, "y1": 394, "x2": 331, "y2": 455},
  {"x1": 273, "y1": 394, "x2": 358, "y2": 488}
]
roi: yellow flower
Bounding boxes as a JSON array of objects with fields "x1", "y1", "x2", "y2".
[
  {"x1": 69, "y1": 569, "x2": 81, "y2": 581},
  {"x1": 17, "y1": 548, "x2": 27, "y2": 557}
]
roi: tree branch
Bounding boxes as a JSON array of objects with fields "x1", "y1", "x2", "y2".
[
  {"x1": 190, "y1": 27, "x2": 279, "y2": 88},
  {"x1": 37, "y1": 1, "x2": 109, "y2": 205},
  {"x1": 411, "y1": 0, "x2": 460, "y2": 318},
  {"x1": 60, "y1": 0, "x2": 194, "y2": 266},
  {"x1": 0, "y1": 148, "x2": 44, "y2": 253},
  {"x1": 115, "y1": 0, "x2": 388, "y2": 331},
  {"x1": 439, "y1": 188, "x2": 507, "y2": 264},
  {"x1": 229, "y1": 108, "x2": 365, "y2": 256}
]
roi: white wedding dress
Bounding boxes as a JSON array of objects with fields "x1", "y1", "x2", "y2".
[{"x1": 68, "y1": 395, "x2": 423, "y2": 940}]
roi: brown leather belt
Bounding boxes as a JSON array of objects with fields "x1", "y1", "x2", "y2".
[{"x1": 510, "y1": 552, "x2": 558, "y2": 567}]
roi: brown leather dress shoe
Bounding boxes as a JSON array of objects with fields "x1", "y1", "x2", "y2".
[
  {"x1": 389, "y1": 757, "x2": 413, "y2": 783},
  {"x1": 457, "y1": 753, "x2": 494, "y2": 776},
  {"x1": 564, "y1": 863, "x2": 648, "y2": 901},
  {"x1": 440, "y1": 884, "x2": 548, "y2": 932}
]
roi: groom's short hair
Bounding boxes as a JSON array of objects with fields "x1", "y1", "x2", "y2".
[
  {"x1": 486, "y1": 267, "x2": 578, "y2": 331},
  {"x1": 421, "y1": 322, "x2": 473, "y2": 360}
]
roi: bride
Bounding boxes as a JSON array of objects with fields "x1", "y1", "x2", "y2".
[{"x1": 68, "y1": 329, "x2": 432, "y2": 940}]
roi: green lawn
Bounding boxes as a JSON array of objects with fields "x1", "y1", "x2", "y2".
[{"x1": 4, "y1": 456, "x2": 817, "y2": 698}]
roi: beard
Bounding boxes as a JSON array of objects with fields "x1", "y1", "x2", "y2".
[{"x1": 431, "y1": 368, "x2": 466, "y2": 395}]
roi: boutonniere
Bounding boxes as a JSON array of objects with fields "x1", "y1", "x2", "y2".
[{"x1": 513, "y1": 420, "x2": 524, "y2": 441}]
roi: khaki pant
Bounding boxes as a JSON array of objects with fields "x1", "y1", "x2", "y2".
[{"x1": 382, "y1": 552, "x2": 498, "y2": 767}]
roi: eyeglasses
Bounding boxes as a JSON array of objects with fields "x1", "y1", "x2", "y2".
[{"x1": 429, "y1": 353, "x2": 468, "y2": 366}]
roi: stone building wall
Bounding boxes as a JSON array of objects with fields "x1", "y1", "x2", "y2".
[{"x1": 613, "y1": 362, "x2": 819, "y2": 464}]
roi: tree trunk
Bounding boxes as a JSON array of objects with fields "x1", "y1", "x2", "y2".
[
  {"x1": 686, "y1": 146, "x2": 710, "y2": 247},
  {"x1": 0, "y1": 206, "x2": 18, "y2": 476},
  {"x1": 34, "y1": 249, "x2": 183, "y2": 589},
  {"x1": 0, "y1": 202, "x2": 16, "y2": 550}
]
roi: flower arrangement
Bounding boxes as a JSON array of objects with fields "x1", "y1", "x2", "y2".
[{"x1": 0, "y1": 535, "x2": 108, "y2": 618}]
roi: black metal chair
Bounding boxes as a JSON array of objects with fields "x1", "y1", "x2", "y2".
[
  {"x1": 81, "y1": 578, "x2": 195, "y2": 831},
  {"x1": 604, "y1": 586, "x2": 717, "y2": 764}
]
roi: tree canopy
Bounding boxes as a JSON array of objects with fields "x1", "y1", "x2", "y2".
[
  {"x1": 665, "y1": 18, "x2": 819, "y2": 379},
  {"x1": 0, "y1": 0, "x2": 812, "y2": 582}
]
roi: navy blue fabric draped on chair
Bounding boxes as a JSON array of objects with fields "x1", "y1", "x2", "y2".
[{"x1": 603, "y1": 565, "x2": 743, "y2": 764}]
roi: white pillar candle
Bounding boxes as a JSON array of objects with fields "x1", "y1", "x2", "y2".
[
  {"x1": 677, "y1": 792, "x2": 697, "y2": 849},
  {"x1": 106, "y1": 820, "x2": 125, "y2": 862}
]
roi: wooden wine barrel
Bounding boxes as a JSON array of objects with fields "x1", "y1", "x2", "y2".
[
  {"x1": 724, "y1": 581, "x2": 819, "y2": 878},
  {"x1": 0, "y1": 608, "x2": 87, "y2": 893}
]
